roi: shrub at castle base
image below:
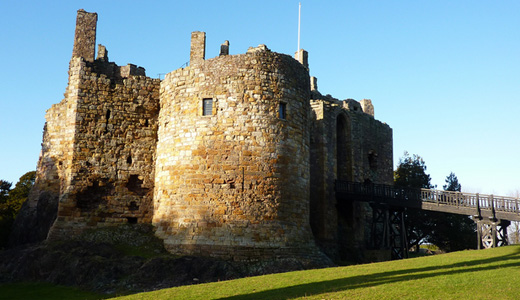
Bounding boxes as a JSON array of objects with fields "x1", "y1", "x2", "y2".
[{"x1": 12, "y1": 9, "x2": 393, "y2": 264}]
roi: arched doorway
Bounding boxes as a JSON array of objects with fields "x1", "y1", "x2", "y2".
[
  {"x1": 336, "y1": 114, "x2": 351, "y2": 181},
  {"x1": 336, "y1": 113, "x2": 358, "y2": 260}
]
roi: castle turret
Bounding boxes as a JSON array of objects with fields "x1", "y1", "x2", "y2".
[{"x1": 154, "y1": 33, "x2": 317, "y2": 260}]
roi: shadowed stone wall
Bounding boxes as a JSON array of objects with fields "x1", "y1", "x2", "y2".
[{"x1": 309, "y1": 93, "x2": 393, "y2": 261}]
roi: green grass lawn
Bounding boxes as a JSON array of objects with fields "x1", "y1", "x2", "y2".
[
  {"x1": 112, "y1": 245, "x2": 520, "y2": 300},
  {"x1": 3, "y1": 245, "x2": 520, "y2": 300}
]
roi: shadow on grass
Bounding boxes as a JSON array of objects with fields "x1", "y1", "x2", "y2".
[
  {"x1": 0, "y1": 282, "x2": 111, "y2": 300},
  {"x1": 216, "y1": 247, "x2": 520, "y2": 300}
]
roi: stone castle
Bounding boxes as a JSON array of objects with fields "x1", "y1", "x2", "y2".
[{"x1": 14, "y1": 9, "x2": 393, "y2": 262}]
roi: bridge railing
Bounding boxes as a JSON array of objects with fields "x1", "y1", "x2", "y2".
[
  {"x1": 336, "y1": 181, "x2": 520, "y2": 218},
  {"x1": 420, "y1": 189, "x2": 520, "y2": 214},
  {"x1": 421, "y1": 189, "x2": 470, "y2": 207},
  {"x1": 335, "y1": 181, "x2": 421, "y2": 206}
]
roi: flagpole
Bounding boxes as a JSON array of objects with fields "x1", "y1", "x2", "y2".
[{"x1": 298, "y1": 2, "x2": 301, "y2": 52}]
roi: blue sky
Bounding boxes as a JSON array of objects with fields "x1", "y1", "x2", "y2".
[{"x1": 1, "y1": 1, "x2": 519, "y2": 195}]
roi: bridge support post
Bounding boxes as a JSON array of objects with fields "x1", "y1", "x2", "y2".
[
  {"x1": 389, "y1": 208, "x2": 408, "y2": 260},
  {"x1": 475, "y1": 218, "x2": 510, "y2": 249},
  {"x1": 370, "y1": 203, "x2": 408, "y2": 259}
]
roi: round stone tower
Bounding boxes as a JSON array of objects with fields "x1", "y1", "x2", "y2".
[{"x1": 153, "y1": 32, "x2": 314, "y2": 259}]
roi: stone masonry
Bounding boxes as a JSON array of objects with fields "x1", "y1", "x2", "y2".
[
  {"x1": 309, "y1": 94, "x2": 393, "y2": 260},
  {"x1": 14, "y1": 10, "x2": 393, "y2": 262},
  {"x1": 155, "y1": 36, "x2": 314, "y2": 258}
]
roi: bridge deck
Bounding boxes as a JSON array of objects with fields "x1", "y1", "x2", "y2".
[{"x1": 335, "y1": 181, "x2": 520, "y2": 222}]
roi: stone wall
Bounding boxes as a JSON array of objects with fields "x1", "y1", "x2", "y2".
[
  {"x1": 42, "y1": 10, "x2": 161, "y2": 239},
  {"x1": 48, "y1": 60, "x2": 160, "y2": 239},
  {"x1": 309, "y1": 92, "x2": 393, "y2": 261},
  {"x1": 72, "y1": 9, "x2": 97, "y2": 62},
  {"x1": 8, "y1": 88, "x2": 77, "y2": 245},
  {"x1": 154, "y1": 43, "x2": 315, "y2": 259}
]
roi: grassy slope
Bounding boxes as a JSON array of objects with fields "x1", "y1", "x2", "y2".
[
  {"x1": 112, "y1": 245, "x2": 520, "y2": 300},
  {"x1": 2, "y1": 246, "x2": 519, "y2": 300}
]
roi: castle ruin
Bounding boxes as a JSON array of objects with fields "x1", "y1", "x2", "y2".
[{"x1": 13, "y1": 9, "x2": 393, "y2": 262}]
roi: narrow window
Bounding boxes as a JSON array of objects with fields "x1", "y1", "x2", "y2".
[
  {"x1": 279, "y1": 102, "x2": 287, "y2": 120},
  {"x1": 203, "y1": 98, "x2": 213, "y2": 116},
  {"x1": 368, "y1": 150, "x2": 378, "y2": 171},
  {"x1": 104, "y1": 109, "x2": 111, "y2": 133}
]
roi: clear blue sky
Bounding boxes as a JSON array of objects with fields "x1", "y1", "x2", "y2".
[{"x1": 1, "y1": 1, "x2": 519, "y2": 195}]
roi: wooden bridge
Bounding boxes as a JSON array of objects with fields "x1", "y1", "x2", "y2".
[{"x1": 335, "y1": 181, "x2": 519, "y2": 258}]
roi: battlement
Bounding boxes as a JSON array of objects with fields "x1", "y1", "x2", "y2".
[
  {"x1": 186, "y1": 30, "x2": 310, "y2": 76},
  {"x1": 71, "y1": 9, "x2": 146, "y2": 80}
]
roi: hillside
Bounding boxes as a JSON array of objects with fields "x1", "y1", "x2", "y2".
[
  {"x1": 112, "y1": 245, "x2": 520, "y2": 300},
  {"x1": 0, "y1": 240, "x2": 520, "y2": 300}
]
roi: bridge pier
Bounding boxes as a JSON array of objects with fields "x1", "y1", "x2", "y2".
[
  {"x1": 336, "y1": 180, "x2": 519, "y2": 258},
  {"x1": 475, "y1": 219, "x2": 510, "y2": 249},
  {"x1": 370, "y1": 203, "x2": 408, "y2": 260}
]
